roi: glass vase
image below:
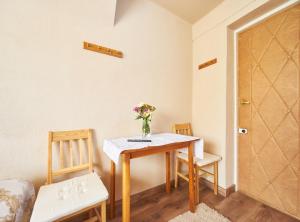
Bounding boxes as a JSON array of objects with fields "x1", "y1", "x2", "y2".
[{"x1": 142, "y1": 118, "x2": 151, "y2": 137}]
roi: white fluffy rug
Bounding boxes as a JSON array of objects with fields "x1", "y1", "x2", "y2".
[{"x1": 169, "y1": 203, "x2": 231, "y2": 222}]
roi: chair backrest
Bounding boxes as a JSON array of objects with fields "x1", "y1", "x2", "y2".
[
  {"x1": 47, "y1": 129, "x2": 94, "y2": 184},
  {"x1": 172, "y1": 123, "x2": 192, "y2": 136}
]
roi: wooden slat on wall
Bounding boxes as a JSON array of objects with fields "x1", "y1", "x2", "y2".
[
  {"x1": 83, "y1": 42, "x2": 123, "y2": 58},
  {"x1": 198, "y1": 58, "x2": 217, "y2": 70}
]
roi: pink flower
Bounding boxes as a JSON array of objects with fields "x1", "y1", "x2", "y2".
[{"x1": 133, "y1": 103, "x2": 156, "y2": 119}]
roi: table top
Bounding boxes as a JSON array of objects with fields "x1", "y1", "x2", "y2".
[{"x1": 103, "y1": 133, "x2": 201, "y2": 164}]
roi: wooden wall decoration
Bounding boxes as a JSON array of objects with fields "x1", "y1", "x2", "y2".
[
  {"x1": 83, "y1": 41, "x2": 123, "y2": 58},
  {"x1": 198, "y1": 58, "x2": 217, "y2": 70}
]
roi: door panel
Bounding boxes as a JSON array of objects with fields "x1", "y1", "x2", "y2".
[{"x1": 238, "y1": 4, "x2": 300, "y2": 218}]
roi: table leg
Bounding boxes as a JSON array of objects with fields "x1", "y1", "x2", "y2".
[
  {"x1": 195, "y1": 166, "x2": 199, "y2": 204},
  {"x1": 174, "y1": 151, "x2": 179, "y2": 188},
  {"x1": 109, "y1": 160, "x2": 115, "y2": 219},
  {"x1": 214, "y1": 161, "x2": 218, "y2": 195},
  {"x1": 188, "y1": 142, "x2": 196, "y2": 212},
  {"x1": 165, "y1": 152, "x2": 171, "y2": 193},
  {"x1": 101, "y1": 201, "x2": 107, "y2": 222},
  {"x1": 122, "y1": 154, "x2": 130, "y2": 222}
]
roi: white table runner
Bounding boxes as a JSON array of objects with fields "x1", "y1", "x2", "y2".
[{"x1": 103, "y1": 133, "x2": 204, "y2": 164}]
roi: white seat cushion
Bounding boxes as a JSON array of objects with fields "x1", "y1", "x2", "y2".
[
  {"x1": 30, "y1": 172, "x2": 108, "y2": 222},
  {"x1": 177, "y1": 152, "x2": 221, "y2": 167}
]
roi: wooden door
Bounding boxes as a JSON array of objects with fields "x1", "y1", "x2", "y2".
[{"x1": 238, "y1": 4, "x2": 300, "y2": 218}]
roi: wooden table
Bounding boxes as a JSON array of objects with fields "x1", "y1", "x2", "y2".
[{"x1": 109, "y1": 139, "x2": 198, "y2": 222}]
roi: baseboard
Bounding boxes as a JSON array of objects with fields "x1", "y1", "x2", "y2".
[{"x1": 199, "y1": 178, "x2": 235, "y2": 197}]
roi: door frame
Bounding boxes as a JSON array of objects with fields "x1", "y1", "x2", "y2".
[{"x1": 232, "y1": 0, "x2": 300, "y2": 190}]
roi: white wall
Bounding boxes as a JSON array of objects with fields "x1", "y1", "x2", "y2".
[{"x1": 0, "y1": 0, "x2": 192, "y2": 199}]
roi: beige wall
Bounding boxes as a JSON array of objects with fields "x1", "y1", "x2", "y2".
[
  {"x1": 0, "y1": 0, "x2": 192, "y2": 199},
  {"x1": 191, "y1": 0, "x2": 279, "y2": 188}
]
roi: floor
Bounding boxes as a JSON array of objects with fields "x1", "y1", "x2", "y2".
[{"x1": 107, "y1": 180, "x2": 300, "y2": 222}]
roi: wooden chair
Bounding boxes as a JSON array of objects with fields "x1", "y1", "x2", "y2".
[
  {"x1": 173, "y1": 123, "x2": 221, "y2": 203},
  {"x1": 30, "y1": 129, "x2": 108, "y2": 222}
]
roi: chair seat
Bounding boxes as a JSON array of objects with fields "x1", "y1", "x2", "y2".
[
  {"x1": 177, "y1": 152, "x2": 221, "y2": 167},
  {"x1": 30, "y1": 172, "x2": 108, "y2": 222}
]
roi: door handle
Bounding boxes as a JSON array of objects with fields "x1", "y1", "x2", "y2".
[{"x1": 240, "y1": 99, "x2": 250, "y2": 105}]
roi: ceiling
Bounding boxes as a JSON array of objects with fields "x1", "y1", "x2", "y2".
[{"x1": 149, "y1": 0, "x2": 224, "y2": 23}]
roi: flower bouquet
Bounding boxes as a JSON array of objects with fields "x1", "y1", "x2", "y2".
[{"x1": 133, "y1": 103, "x2": 156, "y2": 137}]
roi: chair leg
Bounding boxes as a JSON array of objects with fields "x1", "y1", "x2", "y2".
[
  {"x1": 195, "y1": 166, "x2": 199, "y2": 204},
  {"x1": 101, "y1": 201, "x2": 106, "y2": 222},
  {"x1": 174, "y1": 154, "x2": 179, "y2": 188},
  {"x1": 214, "y1": 162, "x2": 218, "y2": 195}
]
